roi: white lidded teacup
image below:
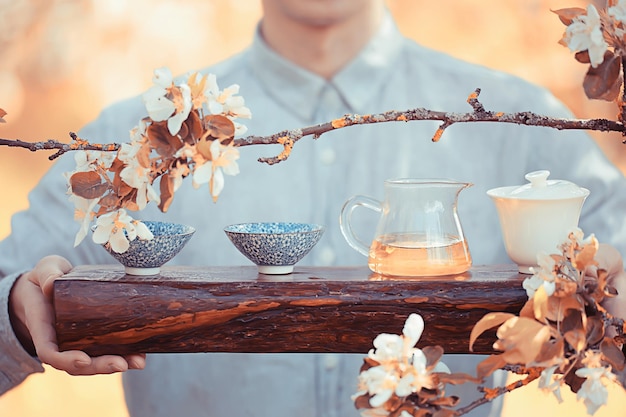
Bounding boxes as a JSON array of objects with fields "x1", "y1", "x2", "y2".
[{"x1": 487, "y1": 170, "x2": 590, "y2": 274}]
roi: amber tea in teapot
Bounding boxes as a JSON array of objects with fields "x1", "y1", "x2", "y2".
[{"x1": 340, "y1": 178, "x2": 472, "y2": 277}]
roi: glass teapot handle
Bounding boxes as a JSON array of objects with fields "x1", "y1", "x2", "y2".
[{"x1": 339, "y1": 195, "x2": 382, "y2": 257}]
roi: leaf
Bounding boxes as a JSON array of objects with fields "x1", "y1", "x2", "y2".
[
  {"x1": 469, "y1": 312, "x2": 515, "y2": 352},
  {"x1": 564, "y1": 329, "x2": 587, "y2": 353},
  {"x1": 533, "y1": 284, "x2": 549, "y2": 323},
  {"x1": 533, "y1": 336, "x2": 565, "y2": 367},
  {"x1": 496, "y1": 318, "x2": 552, "y2": 365},
  {"x1": 585, "y1": 315, "x2": 605, "y2": 346},
  {"x1": 158, "y1": 175, "x2": 175, "y2": 213},
  {"x1": 136, "y1": 141, "x2": 152, "y2": 168},
  {"x1": 183, "y1": 110, "x2": 204, "y2": 144},
  {"x1": 69, "y1": 171, "x2": 109, "y2": 199},
  {"x1": 551, "y1": 7, "x2": 586, "y2": 26},
  {"x1": 423, "y1": 345, "x2": 444, "y2": 369},
  {"x1": 0, "y1": 108, "x2": 6, "y2": 123},
  {"x1": 572, "y1": 242, "x2": 598, "y2": 271},
  {"x1": 562, "y1": 308, "x2": 584, "y2": 334},
  {"x1": 547, "y1": 294, "x2": 583, "y2": 322},
  {"x1": 476, "y1": 354, "x2": 507, "y2": 379},
  {"x1": 600, "y1": 337, "x2": 626, "y2": 371},
  {"x1": 436, "y1": 372, "x2": 481, "y2": 385},
  {"x1": 575, "y1": 50, "x2": 590, "y2": 64},
  {"x1": 196, "y1": 137, "x2": 214, "y2": 161},
  {"x1": 204, "y1": 114, "x2": 235, "y2": 143},
  {"x1": 583, "y1": 51, "x2": 622, "y2": 101},
  {"x1": 147, "y1": 121, "x2": 184, "y2": 157}
]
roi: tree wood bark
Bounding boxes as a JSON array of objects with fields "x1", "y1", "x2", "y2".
[{"x1": 53, "y1": 264, "x2": 526, "y2": 357}]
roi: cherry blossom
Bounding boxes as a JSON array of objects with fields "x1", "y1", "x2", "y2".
[
  {"x1": 143, "y1": 67, "x2": 192, "y2": 135},
  {"x1": 562, "y1": 5, "x2": 608, "y2": 67},
  {"x1": 92, "y1": 209, "x2": 153, "y2": 253}
]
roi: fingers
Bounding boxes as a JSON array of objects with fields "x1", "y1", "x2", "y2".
[
  {"x1": 28, "y1": 255, "x2": 73, "y2": 298},
  {"x1": 15, "y1": 255, "x2": 147, "y2": 376},
  {"x1": 43, "y1": 351, "x2": 146, "y2": 376}
]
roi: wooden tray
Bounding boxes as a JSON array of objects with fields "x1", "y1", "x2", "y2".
[{"x1": 53, "y1": 264, "x2": 525, "y2": 356}]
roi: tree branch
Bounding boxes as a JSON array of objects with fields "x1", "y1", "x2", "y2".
[
  {"x1": 455, "y1": 366, "x2": 542, "y2": 416},
  {"x1": 2, "y1": 89, "x2": 625, "y2": 163}
]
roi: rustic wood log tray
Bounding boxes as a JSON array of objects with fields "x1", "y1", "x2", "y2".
[{"x1": 53, "y1": 264, "x2": 526, "y2": 357}]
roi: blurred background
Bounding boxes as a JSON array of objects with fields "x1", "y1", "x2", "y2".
[{"x1": 1, "y1": 0, "x2": 625, "y2": 416}]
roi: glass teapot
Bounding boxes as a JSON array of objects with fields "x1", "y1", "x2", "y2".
[{"x1": 339, "y1": 178, "x2": 473, "y2": 277}]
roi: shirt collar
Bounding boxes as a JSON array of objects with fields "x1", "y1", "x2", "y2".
[{"x1": 248, "y1": 11, "x2": 404, "y2": 123}]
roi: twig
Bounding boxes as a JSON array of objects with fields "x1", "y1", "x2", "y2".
[
  {"x1": 455, "y1": 367, "x2": 542, "y2": 416},
  {"x1": 2, "y1": 90, "x2": 625, "y2": 163},
  {"x1": 0, "y1": 132, "x2": 120, "y2": 160}
]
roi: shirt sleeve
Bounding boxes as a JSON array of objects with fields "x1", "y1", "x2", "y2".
[
  {"x1": 0, "y1": 97, "x2": 146, "y2": 396},
  {"x1": 0, "y1": 271, "x2": 44, "y2": 395}
]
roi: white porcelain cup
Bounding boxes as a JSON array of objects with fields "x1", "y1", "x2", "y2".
[{"x1": 487, "y1": 170, "x2": 589, "y2": 273}]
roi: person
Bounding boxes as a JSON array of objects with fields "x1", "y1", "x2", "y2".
[{"x1": 2, "y1": 0, "x2": 626, "y2": 416}]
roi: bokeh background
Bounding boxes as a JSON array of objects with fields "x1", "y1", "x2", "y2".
[{"x1": 1, "y1": 0, "x2": 625, "y2": 416}]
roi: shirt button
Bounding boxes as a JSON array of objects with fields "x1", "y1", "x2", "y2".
[
  {"x1": 319, "y1": 147, "x2": 336, "y2": 165},
  {"x1": 324, "y1": 354, "x2": 339, "y2": 370},
  {"x1": 317, "y1": 246, "x2": 336, "y2": 266}
]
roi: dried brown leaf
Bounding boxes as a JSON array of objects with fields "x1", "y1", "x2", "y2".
[
  {"x1": 575, "y1": 50, "x2": 590, "y2": 64},
  {"x1": 184, "y1": 110, "x2": 204, "y2": 144},
  {"x1": 600, "y1": 337, "x2": 626, "y2": 371},
  {"x1": 423, "y1": 345, "x2": 444, "y2": 369},
  {"x1": 565, "y1": 329, "x2": 587, "y2": 353},
  {"x1": 469, "y1": 312, "x2": 516, "y2": 352},
  {"x1": 204, "y1": 114, "x2": 235, "y2": 143},
  {"x1": 136, "y1": 141, "x2": 152, "y2": 168},
  {"x1": 436, "y1": 372, "x2": 481, "y2": 385},
  {"x1": 583, "y1": 52, "x2": 622, "y2": 101},
  {"x1": 147, "y1": 121, "x2": 184, "y2": 157},
  {"x1": 432, "y1": 409, "x2": 458, "y2": 417},
  {"x1": 533, "y1": 284, "x2": 549, "y2": 323},
  {"x1": 69, "y1": 171, "x2": 109, "y2": 199},
  {"x1": 551, "y1": 7, "x2": 586, "y2": 25},
  {"x1": 573, "y1": 242, "x2": 598, "y2": 271},
  {"x1": 533, "y1": 336, "x2": 565, "y2": 367},
  {"x1": 547, "y1": 294, "x2": 583, "y2": 322},
  {"x1": 562, "y1": 308, "x2": 584, "y2": 334},
  {"x1": 476, "y1": 354, "x2": 507, "y2": 379},
  {"x1": 586, "y1": 315, "x2": 605, "y2": 347},
  {"x1": 158, "y1": 175, "x2": 175, "y2": 213},
  {"x1": 496, "y1": 317, "x2": 551, "y2": 365}
]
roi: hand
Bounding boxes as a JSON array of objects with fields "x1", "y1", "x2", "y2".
[{"x1": 9, "y1": 255, "x2": 146, "y2": 375}]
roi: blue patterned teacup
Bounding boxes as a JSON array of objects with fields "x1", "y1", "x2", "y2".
[
  {"x1": 101, "y1": 221, "x2": 195, "y2": 276},
  {"x1": 224, "y1": 222, "x2": 325, "y2": 274}
]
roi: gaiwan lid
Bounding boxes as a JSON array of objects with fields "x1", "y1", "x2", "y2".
[{"x1": 488, "y1": 170, "x2": 590, "y2": 200}]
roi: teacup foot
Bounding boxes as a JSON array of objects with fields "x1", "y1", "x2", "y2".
[
  {"x1": 517, "y1": 265, "x2": 536, "y2": 274},
  {"x1": 125, "y1": 266, "x2": 161, "y2": 276},
  {"x1": 258, "y1": 265, "x2": 294, "y2": 275}
]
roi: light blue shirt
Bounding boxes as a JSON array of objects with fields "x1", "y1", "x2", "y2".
[{"x1": 2, "y1": 12, "x2": 626, "y2": 417}]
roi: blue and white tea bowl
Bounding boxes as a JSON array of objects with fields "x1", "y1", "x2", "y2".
[
  {"x1": 224, "y1": 222, "x2": 325, "y2": 274},
  {"x1": 102, "y1": 221, "x2": 195, "y2": 276}
]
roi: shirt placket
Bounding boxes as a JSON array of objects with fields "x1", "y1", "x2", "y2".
[{"x1": 311, "y1": 84, "x2": 347, "y2": 417}]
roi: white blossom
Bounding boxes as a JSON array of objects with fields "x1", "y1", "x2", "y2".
[
  {"x1": 524, "y1": 252, "x2": 558, "y2": 298},
  {"x1": 69, "y1": 194, "x2": 98, "y2": 247},
  {"x1": 192, "y1": 140, "x2": 240, "y2": 201},
  {"x1": 608, "y1": 0, "x2": 626, "y2": 24},
  {"x1": 538, "y1": 365, "x2": 564, "y2": 404},
  {"x1": 92, "y1": 209, "x2": 153, "y2": 253},
  {"x1": 575, "y1": 366, "x2": 616, "y2": 415},
  {"x1": 142, "y1": 67, "x2": 192, "y2": 135},
  {"x1": 563, "y1": 5, "x2": 608, "y2": 67}
]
